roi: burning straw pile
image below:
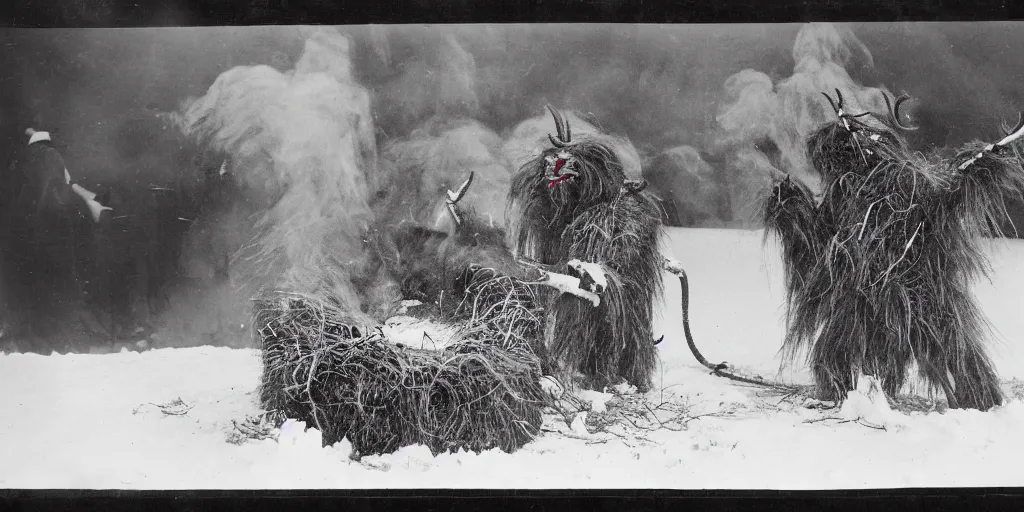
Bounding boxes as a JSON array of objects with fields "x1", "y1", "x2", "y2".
[{"x1": 253, "y1": 265, "x2": 547, "y2": 457}]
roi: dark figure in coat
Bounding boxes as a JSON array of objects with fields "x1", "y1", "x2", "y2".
[{"x1": 3, "y1": 128, "x2": 83, "y2": 345}]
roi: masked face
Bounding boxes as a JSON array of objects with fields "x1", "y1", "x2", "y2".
[{"x1": 543, "y1": 150, "x2": 579, "y2": 189}]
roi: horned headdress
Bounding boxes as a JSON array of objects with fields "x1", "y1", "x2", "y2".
[
  {"x1": 546, "y1": 105, "x2": 573, "y2": 148},
  {"x1": 820, "y1": 88, "x2": 919, "y2": 133}
]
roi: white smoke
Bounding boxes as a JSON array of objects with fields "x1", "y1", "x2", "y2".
[
  {"x1": 367, "y1": 24, "x2": 392, "y2": 68},
  {"x1": 376, "y1": 117, "x2": 511, "y2": 232},
  {"x1": 374, "y1": 32, "x2": 481, "y2": 131},
  {"x1": 713, "y1": 22, "x2": 905, "y2": 224},
  {"x1": 436, "y1": 34, "x2": 480, "y2": 119},
  {"x1": 178, "y1": 29, "x2": 378, "y2": 319},
  {"x1": 646, "y1": 145, "x2": 731, "y2": 228}
]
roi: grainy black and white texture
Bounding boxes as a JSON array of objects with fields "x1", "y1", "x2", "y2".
[
  {"x1": 761, "y1": 91, "x2": 1024, "y2": 410},
  {"x1": 254, "y1": 290, "x2": 545, "y2": 457},
  {"x1": 508, "y1": 114, "x2": 665, "y2": 392},
  {"x1": 253, "y1": 191, "x2": 555, "y2": 456},
  {"x1": 252, "y1": 121, "x2": 553, "y2": 457},
  {"x1": 2, "y1": 137, "x2": 79, "y2": 341}
]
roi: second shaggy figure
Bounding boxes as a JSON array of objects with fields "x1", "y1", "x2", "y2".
[
  {"x1": 508, "y1": 106, "x2": 665, "y2": 392},
  {"x1": 762, "y1": 89, "x2": 1024, "y2": 411}
]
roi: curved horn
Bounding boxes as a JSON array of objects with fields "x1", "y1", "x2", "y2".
[
  {"x1": 444, "y1": 171, "x2": 476, "y2": 228},
  {"x1": 996, "y1": 111, "x2": 1024, "y2": 148},
  {"x1": 564, "y1": 114, "x2": 572, "y2": 143},
  {"x1": 548, "y1": 133, "x2": 566, "y2": 148},
  {"x1": 821, "y1": 91, "x2": 840, "y2": 115},
  {"x1": 835, "y1": 89, "x2": 845, "y2": 110},
  {"x1": 1000, "y1": 112, "x2": 1024, "y2": 138},
  {"x1": 882, "y1": 92, "x2": 919, "y2": 131},
  {"x1": 546, "y1": 104, "x2": 567, "y2": 143},
  {"x1": 447, "y1": 171, "x2": 475, "y2": 204}
]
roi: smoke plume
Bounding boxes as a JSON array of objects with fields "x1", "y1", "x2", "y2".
[
  {"x1": 178, "y1": 29, "x2": 378, "y2": 322},
  {"x1": 712, "y1": 23, "x2": 904, "y2": 225},
  {"x1": 374, "y1": 117, "x2": 510, "y2": 232},
  {"x1": 643, "y1": 145, "x2": 731, "y2": 228},
  {"x1": 367, "y1": 30, "x2": 482, "y2": 136}
]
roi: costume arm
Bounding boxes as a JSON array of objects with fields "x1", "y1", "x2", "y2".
[
  {"x1": 943, "y1": 144, "x2": 1024, "y2": 239},
  {"x1": 760, "y1": 174, "x2": 822, "y2": 302},
  {"x1": 559, "y1": 195, "x2": 663, "y2": 309}
]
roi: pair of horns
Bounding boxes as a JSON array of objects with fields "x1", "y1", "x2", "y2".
[
  {"x1": 547, "y1": 105, "x2": 573, "y2": 148},
  {"x1": 821, "y1": 88, "x2": 918, "y2": 131},
  {"x1": 880, "y1": 92, "x2": 918, "y2": 131},
  {"x1": 997, "y1": 112, "x2": 1024, "y2": 148}
]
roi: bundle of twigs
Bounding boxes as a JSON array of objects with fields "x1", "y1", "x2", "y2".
[{"x1": 253, "y1": 283, "x2": 546, "y2": 457}]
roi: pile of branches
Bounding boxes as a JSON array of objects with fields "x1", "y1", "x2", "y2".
[
  {"x1": 445, "y1": 265, "x2": 547, "y2": 353},
  {"x1": 253, "y1": 271, "x2": 547, "y2": 457}
]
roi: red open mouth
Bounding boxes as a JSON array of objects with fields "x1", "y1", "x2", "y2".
[
  {"x1": 547, "y1": 174, "x2": 572, "y2": 189},
  {"x1": 547, "y1": 158, "x2": 577, "y2": 189}
]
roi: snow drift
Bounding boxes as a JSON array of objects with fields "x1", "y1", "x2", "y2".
[{"x1": 3, "y1": 227, "x2": 1024, "y2": 489}]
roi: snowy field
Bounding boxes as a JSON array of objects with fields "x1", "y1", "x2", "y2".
[{"x1": 2, "y1": 226, "x2": 1024, "y2": 489}]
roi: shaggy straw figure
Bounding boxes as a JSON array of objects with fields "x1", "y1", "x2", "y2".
[
  {"x1": 254, "y1": 289, "x2": 545, "y2": 457},
  {"x1": 508, "y1": 106, "x2": 663, "y2": 392},
  {"x1": 762, "y1": 89, "x2": 1024, "y2": 410}
]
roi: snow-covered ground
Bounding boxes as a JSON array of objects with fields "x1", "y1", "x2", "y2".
[{"x1": 2, "y1": 227, "x2": 1023, "y2": 489}]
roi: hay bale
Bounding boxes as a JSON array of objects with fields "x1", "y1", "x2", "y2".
[{"x1": 253, "y1": 284, "x2": 546, "y2": 457}]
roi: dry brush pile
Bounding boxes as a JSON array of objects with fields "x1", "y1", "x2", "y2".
[{"x1": 252, "y1": 264, "x2": 548, "y2": 457}]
